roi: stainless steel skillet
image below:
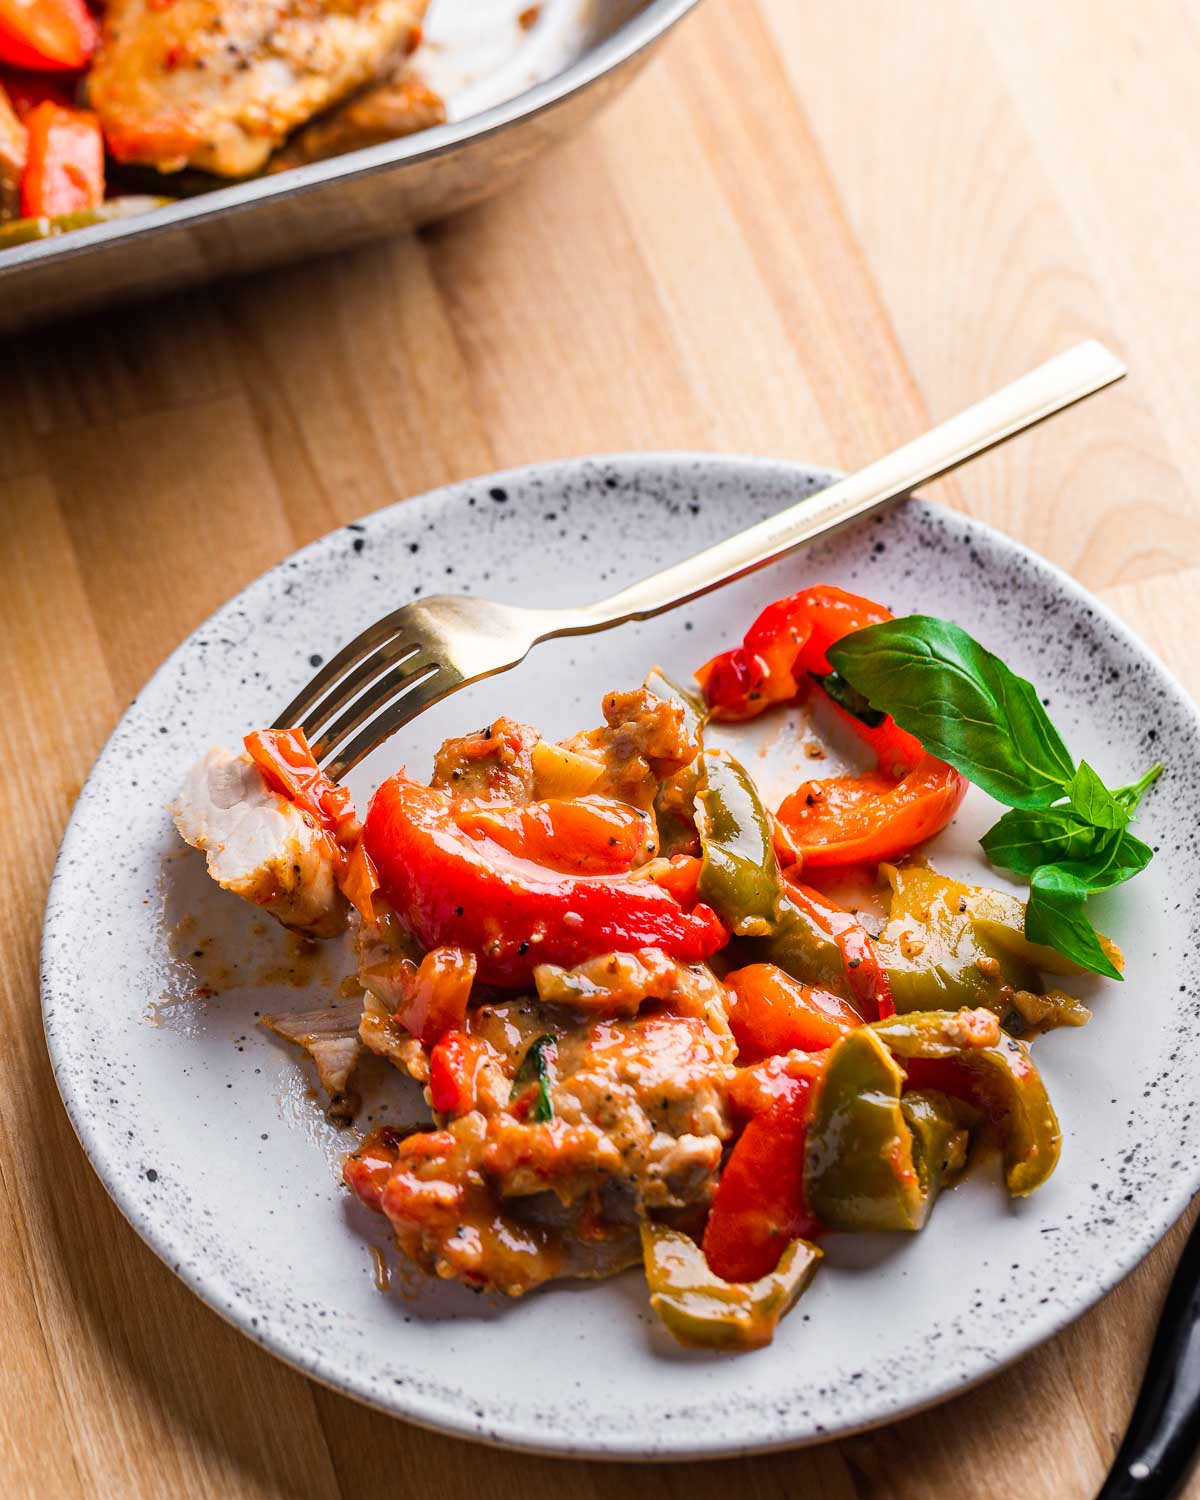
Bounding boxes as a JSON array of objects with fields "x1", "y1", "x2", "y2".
[{"x1": 0, "y1": 0, "x2": 700, "y2": 334}]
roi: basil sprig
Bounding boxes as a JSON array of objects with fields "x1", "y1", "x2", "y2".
[
  {"x1": 828, "y1": 615, "x2": 1076, "y2": 807},
  {"x1": 828, "y1": 616, "x2": 1161, "y2": 979}
]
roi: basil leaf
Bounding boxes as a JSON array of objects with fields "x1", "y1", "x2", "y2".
[
  {"x1": 983, "y1": 809, "x2": 1153, "y2": 887},
  {"x1": 1065, "y1": 761, "x2": 1127, "y2": 831},
  {"x1": 982, "y1": 804, "x2": 1152, "y2": 893},
  {"x1": 809, "y1": 669, "x2": 887, "y2": 727},
  {"x1": 980, "y1": 805, "x2": 1108, "y2": 875},
  {"x1": 1025, "y1": 865, "x2": 1123, "y2": 980},
  {"x1": 511, "y1": 1035, "x2": 557, "y2": 1122},
  {"x1": 828, "y1": 616, "x2": 1075, "y2": 809},
  {"x1": 1048, "y1": 834, "x2": 1154, "y2": 893}
]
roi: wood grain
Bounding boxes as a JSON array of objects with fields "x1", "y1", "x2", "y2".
[{"x1": 2, "y1": 1, "x2": 1199, "y2": 1494}]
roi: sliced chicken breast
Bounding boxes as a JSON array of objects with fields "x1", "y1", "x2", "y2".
[
  {"x1": 268, "y1": 64, "x2": 443, "y2": 171},
  {"x1": 89, "y1": 0, "x2": 429, "y2": 176},
  {"x1": 263, "y1": 997, "x2": 364, "y2": 1120},
  {"x1": 347, "y1": 989, "x2": 737, "y2": 1295},
  {"x1": 171, "y1": 745, "x2": 348, "y2": 937}
]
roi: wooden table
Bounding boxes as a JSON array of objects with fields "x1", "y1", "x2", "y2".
[{"x1": 3, "y1": 1, "x2": 1199, "y2": 1494}]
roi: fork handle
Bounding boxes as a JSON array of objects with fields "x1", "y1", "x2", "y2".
[
  {"x1": 579, "y1": 341, "x2": 1125, "y2": 628},
  {"x1": 1094, "y1": 1209, "x2": 1200, "y2": 1500}
]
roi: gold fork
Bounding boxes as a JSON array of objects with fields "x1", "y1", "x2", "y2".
[{"x1": 278, "y1": 341, "x2": 1125, "y2": 778}]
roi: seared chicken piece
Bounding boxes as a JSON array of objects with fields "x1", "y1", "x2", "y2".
[
  {"x1": 88, "y1": 0, "x2": 429, "y2": 177},
  {"x1": 262, "y1": 997, "x2": 364, "y2": 1121},
  {"x1": 430, "y1": 716, "x2": 541, "y2": 805},
  {"x1": 560, "y1": 688, "x2": 701, "y2": 857},
  {"x1": 0, "y1": 86, "x2": 26, "y2": 221},
  {"x1": 534, "y1": 949, "x2": 730, "y2": 1029},
  {"x1": 268, "y1": 65, "x2": 443, "y2": 171},
  {"x1": 171, "y1": 745, "x2": 348, "y2": 937},
  {"x1": 346, "y1": 987, "x2": 737, "y2": 1295}
]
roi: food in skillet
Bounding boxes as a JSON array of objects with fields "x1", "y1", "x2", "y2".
[
  {"x1": 88, "y1": 0, "x2": 429, "y2": 176},
  {"x1": 172, "y1": 584, "x2": 1160, "y2": 1350},
  {"x1": 0, "y1": 0, "x2": 445, "y2": 246}
]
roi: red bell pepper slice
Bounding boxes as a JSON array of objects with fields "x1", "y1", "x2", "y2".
[
  {"x1": 725, "y1": 1051, "x2": 825, "y2": 1120},
  {"x1": 702, "y1": 1074, "x2": 820, "y2": 1281},
  {"x1": 834, "y1": 711, "x2": 925, "y2": 781},
  {"x1": 428, "y1": 1030, "x2": 491, "y2": 1114},
  {"x1": 697, "y1": 585, "x2": 888, "y2": 718},
  {"x1": 784, "y1": 877, "x2": 895, "y2": 1019},
  {"x1": 342, "y1": 1127, "x2": 404, "y2": 1213},
  {"x1": 454, "y1": 795, "x2": 648, "y2": 875},
  {"x1": 20, "y1": 99, "x2": 101, "y2": 217},
  {"x1": 394, "y1": 946, "x2": 477, "y2": 1048},
  {"x1": 789, "y1": 585, "x2": 893, "y2": 675},
  {"x1": 696, "y1": 584, "x2": 924, "y2": 772},
  {"x1": 0, "y1": 0, "x2": 95, "y2": 72},
  {"x1": 724, "y1": 963, "x2": 863, "y2": 1061},
  {"x1": 694, "y1": 643, "x2": 756, "y2": 719},
  {"x1": 364, "y1": 772, "x2": 728, "y2": 987},
  {"x1": 776, "y1": 753, "x2": 968, "y2": 867},
  {"x1": 696, "y1": 593, "x2": 818, "y2": 721},
  {"x1": 245, "y1": 727, "x2": 359, "y2": 839},
  {"x1": 244, "y1": 727, "x2": 381, "y2": 919},
  {"x1": 644, "y1": 853, "x2": 702, "y2": 908},
  {"x1": 339, "y1": 839, "x2": 380, "y2": 922}
]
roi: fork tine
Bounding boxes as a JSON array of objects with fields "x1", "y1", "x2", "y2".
[
  {"x1": 297, "y1": 636, "x2": 424, "y2": 741},
  {"x1": 311, "y1": 650, "x2": 442, "y2": 761},
  {"x1": 321, "y1": 664, "x2": 465, "y2": 780},
  {"x1": 272, "y1": 607, "x2": 414, "y2": 731}
]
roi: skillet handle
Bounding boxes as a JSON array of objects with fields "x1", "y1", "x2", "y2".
[{"x1": 1096, "y1": 1210, "x2": 1200, "y2": 1500}]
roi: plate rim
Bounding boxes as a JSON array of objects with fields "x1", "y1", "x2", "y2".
[{"x1": 41, "y1": 450, "x2": 1200, "y2": 1459}]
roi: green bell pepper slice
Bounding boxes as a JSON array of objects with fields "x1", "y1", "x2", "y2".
[
  {"x1": 745, "y1": 892, "x2": 857, "y2": 998},
  {"x1": 869, "y1": 1007, "x2": 1003, "y2": 1055},
  {"x1": 805, "y1": 1027, "x2": 930, "y2": 1231},
  {"x1": 875, "y1": 864, "x2": 1089, "y2": 1033},
  {"x1": 968, "y1": 883, "x2": 1105, "y2": 976},
  {"x1": 689, "y1": 742, "x2": 858, "y2": 996},
  {"x1": 695, "y1": 747, "x2": 783, "y2": 937},
  {"x1": 870, "y1": 1010, "x2": 1061, "y2": 1195},
  {"x1": 901, "y1": 1089, "x2": 973, "y2": 1198},
  {"x1": 640, "y1": 1219, "x2": 821, "y2": 1351},
  {"x1": 0, "y1": 196, "x2": 171, "y2": 250}
]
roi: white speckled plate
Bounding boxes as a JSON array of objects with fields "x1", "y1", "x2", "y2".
[{"x1": 42, "y1": 456, "x2": 1200, "y2": 1459}]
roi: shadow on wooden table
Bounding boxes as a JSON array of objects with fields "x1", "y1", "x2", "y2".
[{"x1": 31, "y1": 1066, "x2": 1193, "y2": 1500}]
